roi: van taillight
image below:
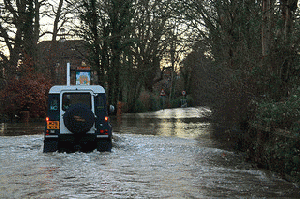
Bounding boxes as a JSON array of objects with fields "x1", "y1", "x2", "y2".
[
  {"x1": 46, "y1": 117, "x2": 49, "y2": 122},
  {"x1": 105, "y1": 116, "x2": 109, "y2": 122},
  {"x1": 100, "y1": 129, "x2": 108, "y2": 134}
]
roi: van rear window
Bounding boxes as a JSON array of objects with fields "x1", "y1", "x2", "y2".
[{"x1": 62, "y1": 93, "x2": 91, "y2": 111}]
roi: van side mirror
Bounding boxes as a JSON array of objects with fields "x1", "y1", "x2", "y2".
[{"x1": 109, "y1": 105, "x2": 115, "y2": 113}]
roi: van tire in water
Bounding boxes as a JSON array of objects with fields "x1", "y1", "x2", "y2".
[
  {"x1": 43, "y1": 139, "x2": 58, "y2": 152},
  {"x1": 97, "y1": 139, "x2": 112, "y2": 152}
]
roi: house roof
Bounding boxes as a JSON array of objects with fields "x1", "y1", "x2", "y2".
[{"x1": 37, "y1": 40, "x2": 89, "y2": 61}]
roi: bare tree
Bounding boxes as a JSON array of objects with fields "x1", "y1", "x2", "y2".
[
  {"x1": 131, "y1": 0, "x2": 171, "y2": 91},
  {"x1": 70, "y1": 0, "x2": 134, "y2": 106},
  {"x1": 36, "y1": 0, "x2": 76, "y2": 81},
  {"x1": 51, "y1": 0, "x2": 65, "y2": 42},
  {"x1": 69, "y1": 0, "x2": 191, "y2": 109},
  {"x1": 1, "y1": 1, "x2": 39, "y2": 77}
]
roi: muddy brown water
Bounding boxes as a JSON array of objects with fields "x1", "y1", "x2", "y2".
[{"x1": 0, "y1": 107, "x2": 299, "y2": 198}]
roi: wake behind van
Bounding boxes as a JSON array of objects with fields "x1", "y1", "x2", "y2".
[{"x1": 43, "y1": 85, "x2": 113, "y2": 152}]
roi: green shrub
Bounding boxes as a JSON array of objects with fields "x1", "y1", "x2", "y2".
[
  {"x1": 170, "y1": 98, "x2": 181, "y2": 108},
  {"x1": 134, "y1": 99, "x2": 147, "y2": 113},
  {"x1": 186, "y1": 95, "x2": 194, "y2": 107},
  {"x1": 133, "y1": 92, "x2": 161, "y2": 112},
  {"x1": 263, "y1": 138, "x2": 300, "y2": 177},
  {"x1": 149, "y1": 95, "x2": 160, "y2": 111},
  {"x1": 255, "y1": 87, "x2": 300, "y2": 131},
  {"x1": 169, "y1": 95, "x2": 194, "y2": 108}
]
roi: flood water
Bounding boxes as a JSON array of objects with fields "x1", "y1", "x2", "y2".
[{"x1": 0, "y1": 107, "x2": 299, "y2": 198}]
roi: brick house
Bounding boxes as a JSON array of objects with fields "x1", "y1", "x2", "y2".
[{"x1": 37, "y1": 40, "x2": 96, "y2": 85}]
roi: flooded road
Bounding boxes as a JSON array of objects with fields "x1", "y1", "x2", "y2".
[{"x1": 0, "y1": 107, "x2": 299, "y2": 198}]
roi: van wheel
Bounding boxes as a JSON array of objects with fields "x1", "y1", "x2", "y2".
[
  {"x1": 96, "y1": 139, "x2": 112, "y2": 152},
  {"x1": 43, "y1": 139, "x2": 58, "y2": 152}
]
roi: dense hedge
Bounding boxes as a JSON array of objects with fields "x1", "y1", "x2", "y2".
[{"x1": 254, "y1": 87, "x2": 300, "y2": 134}]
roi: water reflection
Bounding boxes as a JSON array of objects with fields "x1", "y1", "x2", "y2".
[
  {"x1": 112, "y1": 107, "x2": 211, "y2": 139},
  {"x1": 0, "y1": 107, "x2": 210, "y2": 138},
  {"x1": 0, "y1": 122, "x2": 44, "y2": 136}
]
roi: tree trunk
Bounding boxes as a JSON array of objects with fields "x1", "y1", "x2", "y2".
[
  {"x1": 262, "y1": 0, "x2": 271, "y2": 58},
  {"x1": 279, "y1": 0, "x2": 298, "y2": 87}
]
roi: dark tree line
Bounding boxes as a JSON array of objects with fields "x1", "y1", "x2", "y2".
[
  {"x1": 181, "y1": 0, "x2": 300, "y2": 130},
  {"x1": 1, "y1": 0, "x2": 300, "y2": 124}
]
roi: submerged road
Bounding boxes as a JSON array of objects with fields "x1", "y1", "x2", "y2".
[{"x1": 0, "y1": 107, "x2": 299, "y2": 198}]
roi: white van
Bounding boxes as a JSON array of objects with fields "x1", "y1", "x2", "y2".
[{"x1": 43, "y1": 85, "x2": 113, "y2": 152}]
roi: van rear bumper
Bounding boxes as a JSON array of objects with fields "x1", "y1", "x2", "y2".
[
  {"x1": 44, "y1": 134, "x2": 110, "y2": 142},
  {"x1": 45, "y1": 135, "x2": 59, "y2": 138}
]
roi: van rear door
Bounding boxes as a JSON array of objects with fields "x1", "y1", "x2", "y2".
[{"x1": 60, "y1": 91, "x2": 95, "y2": 134}]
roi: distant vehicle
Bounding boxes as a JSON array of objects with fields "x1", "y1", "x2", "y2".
[{"x1": 43, "y1": 85, "x2": 114, "y2": 152}]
